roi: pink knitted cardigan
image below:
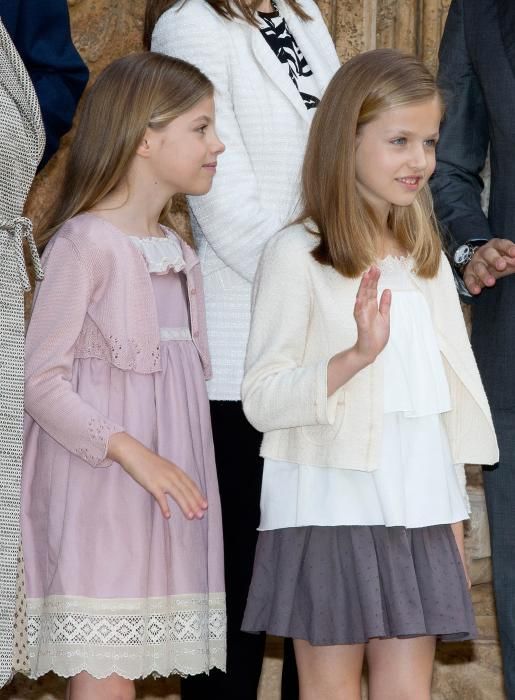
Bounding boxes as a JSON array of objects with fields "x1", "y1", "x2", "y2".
[{"x1": 24, "y1": 212, "x2": 211, "y2": 468}]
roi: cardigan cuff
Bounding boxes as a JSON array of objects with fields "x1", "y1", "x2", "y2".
[
  {"x1": 73, "y1": 420, "x2": 125, "y2": 468},
  {"x1": 96, "y1": 427, "x2": 125, "y2": 469}
]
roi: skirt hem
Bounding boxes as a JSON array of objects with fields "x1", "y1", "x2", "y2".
[
  {"x1": 26, "y1": 652, "x2": 227, "y2": 680},
  {"x1": 241, "y1": 624, "x2": 475, "y2": 645}
]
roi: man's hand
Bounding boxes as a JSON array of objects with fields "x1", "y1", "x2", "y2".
[{"x1": 463, "y1": 238, "x2": 515, "y2": 294}]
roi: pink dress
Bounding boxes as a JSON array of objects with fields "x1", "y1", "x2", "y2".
[{"x1": 22, "y1": 233, "x2": 226, "y2": 680}]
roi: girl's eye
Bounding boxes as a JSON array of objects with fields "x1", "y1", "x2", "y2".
[
  {"x1": 197, "y1": 125, "x2": 208, "y2": 134},
  {"x1": 424, "y1": 138, "x2": 437, "y2": 148},
  {"x1": 390, "y1": 137, "x2": 407, "y2": 145}
]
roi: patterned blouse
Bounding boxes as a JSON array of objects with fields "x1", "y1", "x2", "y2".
[{"x1": 257, "y1": 1, "x2": 320, "y2": 110}]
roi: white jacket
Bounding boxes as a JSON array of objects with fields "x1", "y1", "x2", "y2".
[
  {"x1": 242, "y1": 224, "x2": 499, "y2": 470},
  {"x1": 152, "y1": 0, "x2": 340, "y2": 399}
]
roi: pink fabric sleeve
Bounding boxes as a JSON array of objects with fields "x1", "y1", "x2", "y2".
[{"x1": 24, "y1": 236, "x2": 124, "y2": 467}]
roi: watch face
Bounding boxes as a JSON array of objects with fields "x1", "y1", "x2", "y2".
[{"x1": 454, "y1": 244, "x2": 472, "y2": 265}]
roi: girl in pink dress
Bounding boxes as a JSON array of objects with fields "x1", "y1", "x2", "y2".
[{"x1": 21, "y1": 52, "x2": 226, "y2": 699}]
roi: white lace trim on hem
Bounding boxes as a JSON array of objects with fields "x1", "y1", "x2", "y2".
[{"x1": 26, "y1": 593, "x2": 226, "y2": 679}]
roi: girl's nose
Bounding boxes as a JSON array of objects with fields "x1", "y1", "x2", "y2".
[
  {"x1": 212, "y1": 132, "x2": 225, "y2": 155},
  {"x1": 408, "y1": 144, "x2": 428, "y2": 170}
]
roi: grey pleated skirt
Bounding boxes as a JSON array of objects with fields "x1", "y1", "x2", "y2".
[{"x1": 242, "y1": 524, "x2": 476, "y2": 645}]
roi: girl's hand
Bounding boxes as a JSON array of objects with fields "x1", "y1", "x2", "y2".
[
  {"x1": 107, "y1": 432, "x2": 208, "y2": 520},
  {"x1": 327, "y1": 267, "x2": 391, "y2": 395},
  {"x1": 353, "y1": 266, "x2": 391, "y2": 365}
]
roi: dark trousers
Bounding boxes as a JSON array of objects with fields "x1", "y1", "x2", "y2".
[
  {"x1": 181, "y1": 401, "x2": 299, "y2": 700},
  {"x1": 483, "y1": 410, "x2": 515, "y2": 700}
]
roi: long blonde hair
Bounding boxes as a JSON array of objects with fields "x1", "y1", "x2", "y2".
[
  {"x1": 143, "y1": 0, "x2": 311, "y2": 49},
  {"x1": 37, "y1": 52, "x2": 213, "y2": 250},
  {"x1": 299, "y1": 49, "x2": 443, "y2": 278}
]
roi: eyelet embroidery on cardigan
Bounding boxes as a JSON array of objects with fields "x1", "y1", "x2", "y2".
[
  {"x1": 151, "y1": 345, "x2": 160, "y2": 365},
  {"x1": 108, "y1": 335, "x2": 123, "y2": 362},
  {"x1": 75, "y1": 323, "x2": 160, "y2": 372},
  {"x1": 74, "y1": 446, "x2": 95, "y2": 464},
  {"x1": 87, "y1": 417, "x2": 112, "y2": 446}
]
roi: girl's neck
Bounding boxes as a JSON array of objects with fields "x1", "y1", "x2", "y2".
[
  {"x1": 370, "y1": 205, "x2": 406, "y2": 260},
  {"x1": 90, "y1": 174, "x2": 171, "y2": 238},
  {"x1": 377, "y1": 229, "x2": 406, "y2": 261},
  {"x1": 89, "y1": 204, "x2": 164, "y2": 239}
]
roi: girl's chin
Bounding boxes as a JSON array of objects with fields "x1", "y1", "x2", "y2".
[
  {"x1": 184, "y1": 184, "x2": 213, "y2": 196},
  {"x1": 389, "y1": 191, "x2": 420, "y2": 207}
]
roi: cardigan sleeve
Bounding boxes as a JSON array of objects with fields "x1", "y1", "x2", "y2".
[
  {"x1": 151, "y1": 6, "x2": 284, "y2": 283},
  {"x1": 24, "y1": 236, "x2": 124, "y2": 467},
  {"x1": 242, "y1": 233, "x2": 339, "y2": 432}
]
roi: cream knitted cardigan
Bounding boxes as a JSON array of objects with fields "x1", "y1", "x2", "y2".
[
  {"x1": 152, "y1": 0, "x2": 340, "y2": 400},
  {"x1": 242, "y1": 225, "x2": 499, "y2": 470}
]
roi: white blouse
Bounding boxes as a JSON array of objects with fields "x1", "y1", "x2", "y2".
[{"x1": 258, "y1": 256, "x2": 469, "y2": 531}]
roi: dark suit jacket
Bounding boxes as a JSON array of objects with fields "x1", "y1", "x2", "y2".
[
  {"x1": 0, "y1": 0, "x2": 89, "y2": 168},
  {"x1": 431, "y1": 0, "x2": 515, "y2": 410}
]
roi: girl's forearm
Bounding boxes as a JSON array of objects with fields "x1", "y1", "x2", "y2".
[
  {"x1": 106, "y1": 431, "x2": 135, "y2": 463},
  {"x1": 327, "y1": 345, "x2": 370, "y2": 396},
  {"x1": 106, "y1": 431, "x2": 153, "y2": 468}
]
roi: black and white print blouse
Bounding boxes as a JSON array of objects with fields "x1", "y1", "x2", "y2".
[{"x1": 257, "y1": 2, "x2": 320, "y2": 110}]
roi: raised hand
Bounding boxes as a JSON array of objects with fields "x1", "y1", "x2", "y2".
[
  {"x1": 353, "y1": 266, "x2": 392, "y2": 365},
  {"x1": 327, "y1": 267, "x2": 391, "y2": 396},
  {"x1": 463, "y1": 238, "x2": 515, "y2": 295},
  {"x1": 107, "y1": 432, "x2": 208, "y2": 520}
]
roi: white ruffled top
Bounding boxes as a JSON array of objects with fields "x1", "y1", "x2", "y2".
[
  {"x1": 258, "y1": 256, "x2": 469, "y2": 531},
  {"x1": 130, "y1": 233, "x2": 186, "y2": 274}
]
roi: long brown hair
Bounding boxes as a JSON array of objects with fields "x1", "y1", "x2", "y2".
[
  {"x1": 299, "y1": 49, "x2": 443, "y2": 279},
  {"x1": 143, "y1": 0, "x2": 311, "y2": 49},
  {"x1": 37, "y1": 52, "x2": 213, "y2": 250}
]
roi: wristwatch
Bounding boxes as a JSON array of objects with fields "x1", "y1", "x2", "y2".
[{"x1": 453, "y1": 240, "x2": 486, "y2": 274}]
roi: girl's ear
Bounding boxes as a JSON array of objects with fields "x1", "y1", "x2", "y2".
[{"x1": 136, "y1": 128, "x2": 153, "y2": 158}]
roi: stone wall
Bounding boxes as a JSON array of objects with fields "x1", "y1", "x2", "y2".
[{"x1": 4, "y1": 1, "x2": 502, "y2": 698}]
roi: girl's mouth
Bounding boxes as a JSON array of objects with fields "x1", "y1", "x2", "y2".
[{"x1": 396, "y1": 176, "x2": 422, "y2": 190}]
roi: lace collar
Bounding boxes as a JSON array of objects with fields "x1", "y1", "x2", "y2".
[{"x1": 129, "y1": 233, "x2": 186, "y2": 274}]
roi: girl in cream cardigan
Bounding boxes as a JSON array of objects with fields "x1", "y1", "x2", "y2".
[
  {"x1": 145, "y1": 1, "x2": 339, "y2": 697},
  {"x1": 241, "y1": 50, "x2": 498, "y2": 700}
]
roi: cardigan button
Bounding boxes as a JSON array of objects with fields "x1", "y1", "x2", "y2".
[
  {"x1": 190, "y1": 287, "x2": 197, "y2": 295},
  {"x1": 193, "y1": 331, "x2": 199, "y2": 338}
]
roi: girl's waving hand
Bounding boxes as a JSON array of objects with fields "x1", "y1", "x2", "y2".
[
  {"x1": 326, "y1": 266, "x2": 391, "y2": 397},
  {"x1": 353, "y1": 266, "x2": 391, "y2": 365}
]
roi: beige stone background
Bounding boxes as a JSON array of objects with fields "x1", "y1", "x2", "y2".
[{"x1": 3, "y1": 0, "x2": 503, "y2": 698}]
